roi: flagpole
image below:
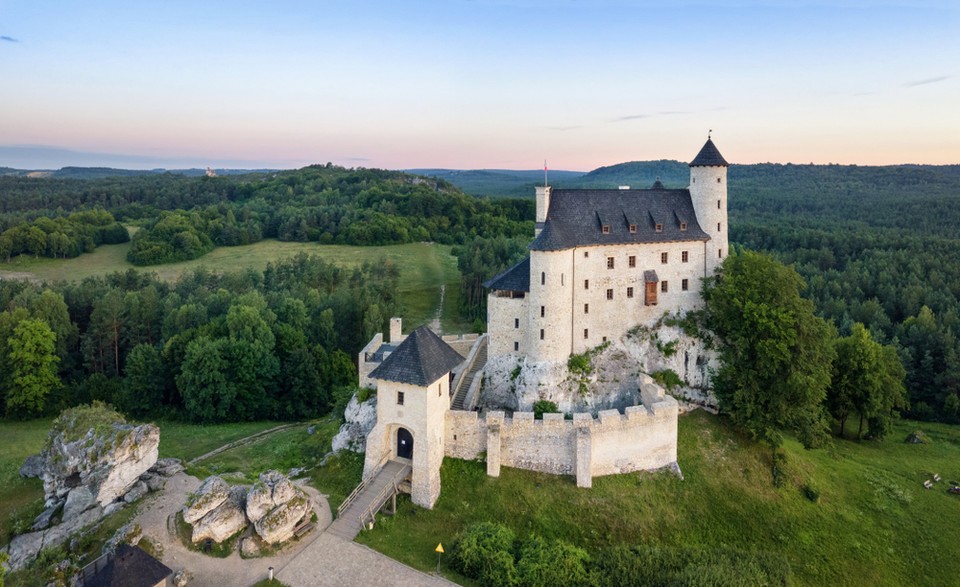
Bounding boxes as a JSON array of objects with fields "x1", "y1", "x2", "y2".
[{"x1": 544, "y1": 159, "x2": 548, "y2": 187}]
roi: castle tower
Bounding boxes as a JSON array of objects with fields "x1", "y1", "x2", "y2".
[
  {"x1": 527, "y1": 244, "x2": 574, "y2": 362},
  {"x1": 688, "y1": 136, "x2": 729, "y2": 275},
  {"x1": 535, "y1": 185, "x2": 551, "y2": 237}
]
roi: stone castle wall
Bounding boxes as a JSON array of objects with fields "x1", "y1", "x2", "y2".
[{"x1": 444, "y1": 389, "x2": 678, "y2": 487}]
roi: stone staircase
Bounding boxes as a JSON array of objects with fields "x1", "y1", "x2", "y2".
[
  {"x1": 327, "y1": 460, "x2": 411, "y2": 541},
  {"x1": 451, "y1": 340, "x2": 487, "y2": 411}
]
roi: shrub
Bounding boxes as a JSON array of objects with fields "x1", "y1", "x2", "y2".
[
  {"x1": 451, "y1": 522, "x2": 518, "y2": 587},
  {"x1": 802, "y1": 481, "x2": 821, "y2": 503},
  {"x1": 532, "y1": 400, "x2": 558, "y2": 420},
  {"x1": 651, "y1": 369, "x2": 683, "y2": 391},
  {"x1": 517, "y1": 535, "x2": 591, "y2": 587}
]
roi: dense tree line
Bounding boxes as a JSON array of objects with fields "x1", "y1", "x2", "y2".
[
  {"x1": 0, "y1": 209, "x2": 128, "y2": 261},
  {"x1": 0, "y1": 253, "x2": 398, "y2": 422}
]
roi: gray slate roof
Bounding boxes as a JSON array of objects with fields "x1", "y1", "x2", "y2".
[
  {"x1": 368, "y1": 326, "x2": 464, "y2": 386},
  {"x1": 483, "y1": 256, "x2": 530, "y2": 292},
  {"x1": 529, "y1": 186, "x2": 709, "y2": 252},
  {"x1": 85, "y1": 545, "x2": 172, "y2": 587},
  {"x1": 689, "y1": 138, "x2": 728, "y2": 167}
]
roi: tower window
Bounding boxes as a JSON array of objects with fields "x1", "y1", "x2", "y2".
[
  {"x1": 719, "y1": 248, "x2": 723, "y2": 258},
  {"x1": 397, "y1": 391, "x2": 405, "y2": 406},
  {"x1": 627, "y1": 287, "x2": 634, "y2": 298},
  {"x1": 584, "y1": 328, "x2": 589, "y2": 339},
  {"x1": 661, "y1": 252, "x2": 668, "y2": 264},
  {"x1": 655, "y1": 224, "x2": 663, "y2": 233},
  {"x1": 661, "y1": 281, "x2": 669, "y2": 293},
  {"x1": 540, "y1": 328, "x2": 545, "y2": 340},
  {"x1": 607, "y1": 257, "x2": 615, "y2": 269},
  {"x1": 584, "y1": 303, "x2": 589, "y2": 314},
  {"x1": 439, "y1": 385, "x2": 442, "y2": 397},
  {"x1": 629, "y1": 224, "x2": 637, "y2": 233},
  {"x1": 561, "y1": 274, "x2": 564, "y2": 286},
  {"x1": 514, "y1": 341, "x2": 519, "y2": 351},
  {"x1": 682, "y1": 251, "x2": 689, "y2": 263},
  {"x1": 606, "y1": 289, "x2": 613, "y2": 300},
  {"x1": 717, "y1": 199, "x2": 721, "y2": 209},
  {"x1": 584, "y1": 251, "x2": 589, "y2": 258},
  {"x1": 540, "y1": 306, "x2": 545, "y2": 318},
  {"x1": 680, "y1": 222, "x2": 687, "y2": 231},
  {"x1": 541, "y1": 272, "x2": 545, "y2": 285},
  {"x1": 629, "y1": 255, "x2": 636, "y2": 268},
  {"x1": 584, "y1": 279, "x2": 589, "y2": 289},
  {"x1": 602, "y1": 225, "x2": 610, "y2": 234},
  {"x1": 682, "y1": 279, "x2": 689, "y2": 291},
  {"x1": 717, "y1": 223, "x2": 721, "y2": 231},
  {"x1": 717, "y1": 177, "x2": 722, "y2": 183},
  {"x1": 514, "y1": 318, "x2": 519, "y2": 328}
]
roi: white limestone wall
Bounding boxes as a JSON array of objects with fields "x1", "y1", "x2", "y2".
[
  {"x1": 486, "y1": 294, "x2": 529, "y2": 358},
  {"x1": 689, "y1": 164, "x2": 728, "y2": 275},
  {"x1": 363, "y1": 374, "x2": 450, "y2": 508},
  {"x1": 589, "y1": 401, "x2": 678, "y2": 477},
  {"x1": 527, "y1": 249, "x2": 575, "y2": 362},
  {"x1": 358, "y1": 333, "x2": 384, "y2": 390},
  {"x1": 569, "y1": 241, "x2": 706, "y2": 355}
]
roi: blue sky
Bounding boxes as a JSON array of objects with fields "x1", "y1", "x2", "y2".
[{"x1": 1, "y1": 1, "x2": 957, "y2": 170}]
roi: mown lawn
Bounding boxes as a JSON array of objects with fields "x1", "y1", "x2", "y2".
[
  {"x1": 354, "y1": 411, "x2": 960, "y2": 587},
  {"x1": 0, "y1": 240, "x2": 471, "y2": 333},
  {"x1": 0, "y1": 419, "x2": 51, "y2": 545}
]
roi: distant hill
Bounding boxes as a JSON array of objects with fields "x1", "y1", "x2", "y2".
[
  {"x1": 0, "y1": 166, "x2": 277, "y2": 179},
  {"x1": 408, "y1": 168, "x2": 585, "y2": 198}
]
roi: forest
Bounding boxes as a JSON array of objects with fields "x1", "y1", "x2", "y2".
[{"x1": 1, "y1": 160, "x2": 959, "y2": 426}]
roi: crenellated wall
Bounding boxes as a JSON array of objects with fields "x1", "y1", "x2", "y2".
[{"x1": 444, "y1": 379, "x2": 678, "y2": 487}]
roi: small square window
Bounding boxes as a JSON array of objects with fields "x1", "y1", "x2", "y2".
[
  {"x1": 606, "y1": 289, "x2": 613, "y2": 300},
  {"x1": 682, "y1": 279, "x2": 689, "y2": 291},
  {"x1": 397, "y1": 391, "x2": 405, "y2": 406},
  {"x1": 717, "y1": 177, "x2": 722, "y2": 183},
  {"x1": 628, "y1": 255, "x2": 636, "y2": 268},
  {"x1": 514, "y1": 318, "x2": 519, "y2": 328},
  {"x1": 629, "y1": 224, "x2": 637, "y2": 233},
  {"x1": 661, "y1": 281, "x2": 669, "y2": 293},
  {"x1": 584, "y1": 328, "x2": 589, "y2": 339},
  {"x1": 540, "y1": 328, "x2": 545, "y2": 340},
  {"x1": 682, "y1": 251, "x2": 689, "y2": 263},
  {"x1": 602, "y1": 336, "x2": 607, "y2": 343},
  {"x1": 680, "y1": 222, "x2": 687, "y2": 231},
  {"x1": 584, "y1": 251, "x2": 589, "y2": 258},
  {"x1": 607, "y1": 257, "x2": 615, "y2": 269},
  {"x1": 661, "y1": 252, "x2": 668, "y2": 264},
  {"x1": 584, "y1": 279, "x2": 589, "y2": 289},
  {"x1": 514, "y1": 341, "x2": 519, "y2": 351},
  {"x1": 602, "y1": 225, "x2": 610, "y2": 234},
  {"x1": 627, "y1": 287, "x2": 634, "y2": 298},
  {"x1": 655, "y1": 223, "x2": 663, "y2": 233},
  {"x1": 584, "y1": 303, "x2": 589, "y2": 314}
]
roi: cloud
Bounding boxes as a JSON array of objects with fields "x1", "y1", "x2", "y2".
[
  {"x1": 612, "y1": 114, "x2": 651, "y2": 122},
  {"x1": 903, "y1": 75, "x2": 949, "y2": 87},
  {"x1": 345, "y1": 156, "x2": 370, "y2": 162},
  {"x1": 1, "y1": 35, "x2": 20, "y2": 43}
]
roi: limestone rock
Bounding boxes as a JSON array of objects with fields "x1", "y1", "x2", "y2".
[
  {"x1": 63, "y1": 485, "x2": 95, "y2": 521},
  {"x1": 31, "y1": 503, "x2": 61, "y2": 531},
  {"x1": 123, "y1": 480, "x2": 149, "y2": 503},
  {"x1": 103, "y1": 502, "x2": 125, "y2": 517},
  {"x1": 246, "y1": 470, "x2": 296, "y2": 523},
  {"x1": 102, "y1": 522, "x2": 142, "y2": 555},
  {"x1": 143, "y1": 472, "x2": 167, "y2": 492},
  {"x1": 183, "y1": 476, "x2": 230, "y2": 524},
  {"x1": 6, "y1": 504, "x2": 102, "y2": 571},
  {"x1": 153, "y1": 457, "x2": 185, "y2": 477},
  {"x1": 19, "y1": 454, "x2": 44, "y2": 478},
  {"x1": 253, "y1": 488, "x2": 311, "y2": 544},
  {"x1": 240, "y1": 536, "x2": 261, "y2": 558},
  {"x1": 190, "y1": 486, "x2": 246, "y2": 544},
  {"x1": 332, "y1": 394, "x2": 378, "y2": 453},
  {"x1": 172, "y1": 569, "x2": 192, "y2": 587}
]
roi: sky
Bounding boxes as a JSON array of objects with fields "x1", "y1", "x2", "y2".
[{"x1": 1, "y1": 0, "x2": 957, "y2": 170}]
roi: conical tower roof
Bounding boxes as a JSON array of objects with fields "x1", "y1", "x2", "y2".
[
  {"x1": 689, "y1": 137, "x2": 729, "y2": 167},
  {"x1": 368, "y1": 326, "x2": 464, "y2": 386}
]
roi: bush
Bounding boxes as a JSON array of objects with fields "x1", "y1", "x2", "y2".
[
  {"x1": 517, "y1": 535, "x2": 591, "y2": 587},
  {"x1": 532, "y1": 400, "x2": 558, "y2": 420},
  {"x1": 651, "y1": 369, "x2": 683, "y2": 391},
  {"x1": 451, "y1": 522, "x2": 518, "y2": 587},
  {"x1": 802, "y1": 481, "x2": 821, "y2": 503}
]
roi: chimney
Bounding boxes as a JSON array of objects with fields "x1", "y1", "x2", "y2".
[{"x1": 389, "y1": 317, "x2": 402, "y2": 343}]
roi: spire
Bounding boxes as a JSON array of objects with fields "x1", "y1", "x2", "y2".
[{"x1": 689, "y1": 136, "x2": 729, "y2": 167}]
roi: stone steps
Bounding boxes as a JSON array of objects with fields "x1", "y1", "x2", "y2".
[{"x1": 452, "y1": 344, "x2": 487, "y2": 411}]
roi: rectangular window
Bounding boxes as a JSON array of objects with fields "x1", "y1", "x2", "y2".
[
  {"x1": 682, "y1": 251, "x2": 689, "y2": 263},
  {"x1": 628, "y1": 255, "x2": 636, "y2": 268},
  {"x1": 661, "y1": 252, "x2": 668, "y2": 264},
  {"x1": 717, "y1": 222, "x2": 721, "y2": 231},
  {"x1": 439, "y1": 385, "x2": 442, "y2": 397},
  {"x1": 584, "y1": 251, "x2": 589, "y2": 258},
  {"x1": 717, "y1": 199, "x2": 721, "y2": 209},
  {"x1": 607, "y1": 257, "x2": 615, "y2": 269},
  {"x1": 606, "y1": 288, "x2": 613, "y2": 300},
  {"x1": 584, "y1": 279, "x2": 589, "y2": 289},
  {"x1": 682, "y1": 279, "x2": 689, "y2": 291},
  {"x1": 584, "y1": 303, "x2": 589, "y2": 314},
  {"x1": 627, "y1": 287, "x2": 634, "y2": 298},
  {"x1": 514, "y1": 318, "x2": 519, "y2": 328},
  {"x1": 629, "y1": 224, "x2": 637, "y2": 233},
  {"x1": 397, "y1": 391, "x2": 405, "y2": 406},
  {"x1": 540, "y1": 305, "x2": 545, "y2": 318},
  {"x1": 541, "y1": 272, "x2": 545, "y2": 285},
  {"x1": 540, "y1": 328, "x2": 545, "y2": 340},
  {"x1": 514, "y1": 341, "x2": 519, "y2": 351},
  {"x1": 661, "y1": 281, "x2": 669, "y2": 293},
  {"x1": 584, "y1": 328, "x2": 589, "y2": 339},
  {"x1": 680, "y1": 222, "x2": 687, "y2": 231},
  {"x1": 719, "y1": 248, "x2": 723, "y2": 258},
  {"x1": 655, "y1": 223, "x2": 663, "y2": 232},
  {"x1": 602, "y1": 225, "x2": 610, "y2": 234}
]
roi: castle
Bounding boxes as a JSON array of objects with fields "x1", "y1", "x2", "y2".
[
  {"x1": 485, "y1": 137, "x2": 729, "y2": 362},
  {"x1": 352, "y1": 138, "x2": 727, "y2": 511}
]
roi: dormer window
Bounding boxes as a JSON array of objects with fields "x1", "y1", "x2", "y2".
[
  {"x1": 602, "y1": 225, "x2": 610, "y2": 234},
  {"x1": 629, "y1": 224, "x2": 637, "y2": 234},
  {"x1": 655, "y1": 224, "x2": 663, "y2": 233},
  {"x1": 680, "y1": 222, "x2": 687, "y2": 231}
]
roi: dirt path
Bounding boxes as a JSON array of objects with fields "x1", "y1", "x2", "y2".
[
  {"x1": 428, "y1": 284, "x2": 445, "y2": 334},
  {"x1": 186, "y1": 424, "x2": 300, "y2": 466}
]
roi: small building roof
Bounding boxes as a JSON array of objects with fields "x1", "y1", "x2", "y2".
[
  {"x1": 689, "y1": 138, "x2": 729, "y2": 167},
  {"x1": 483, "y1": 256, "x2": 530, "y2": 292},
  {"x1": 368, "y1": 326, "x2": 464, "y2": 386},
  {"x1": 84, "y1": 545, "x2": 172, "y2": 587},
  {"x1": 529, "y1": 188, "x2": 709, "y2": 252}
]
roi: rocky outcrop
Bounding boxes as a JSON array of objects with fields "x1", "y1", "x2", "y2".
[
  {"x1": 5, "y1": 505, "x2": 103, "y2": 571},
  {"x1": 19, "y1": 454, "x2": 44, "y2": 478},
  {"x1": 332, "y1": 394, "x2": 377, "y2": 453},
  {"x1": 246, "y1": 470, "x2": 312, "y2": 545},
  {"x1": 190, "y1": 486, "x2": 247, "y2": 544},
  {"x1": 182, "y1": 476, "x2": 230, "y2": 525},
  {"x1": 246, "y1": 470, "x2": 296, "y2": 522}
]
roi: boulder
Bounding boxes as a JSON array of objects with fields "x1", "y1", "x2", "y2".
[
  {"x1": 6, "y1": 504, "x2": 102, "y2": 571},
  {"x1": 153, "y1": 457, "x2": 185, "y2": 477},
  {"x1": 331, "y1": 394, "x2": 378, "y2": 453},
  {"x1": 19, "y1": 454, "x2": 44, "y2": 478},
  {"x1": 182, "y1": 476, "x2": 230, "y2": 524},
  {"x1": 253, "y1": 488, "x2": 311, "y2": 544},
  {"x1": 245, "y1": 470, "x2": 296, "y2": 523},
  {"x1": 240, "y1": 536, "x2": 261, "y2": 558},
  {"x1": 172, "y1": 569, "x2": 192, "y2": 587},
  {"x1": 63, "y1": 485, "x2": 95, "y2": 521},
  {"x1": 102, "y1": 522, "x2": 142, "y2": 555},
  {"x1": 190, "y1": 486, "x2": 246, "y2": 544},
  {"x1": 103, "y1": 502, "x2": 125, "y2": 517},
  {"x1": 123, "y1": 480, "x2": 149, "y2": 503},
  {"x1": 31, "y1": 503, "x2": 61, "y2": 531},
  {"x1": 144, "y1": 473, "x2": 167, "y2": 492}
]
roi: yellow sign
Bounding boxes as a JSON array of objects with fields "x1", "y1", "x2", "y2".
[{"x1": 435, "y1": 543, "x2": 444, "y2": 553}]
